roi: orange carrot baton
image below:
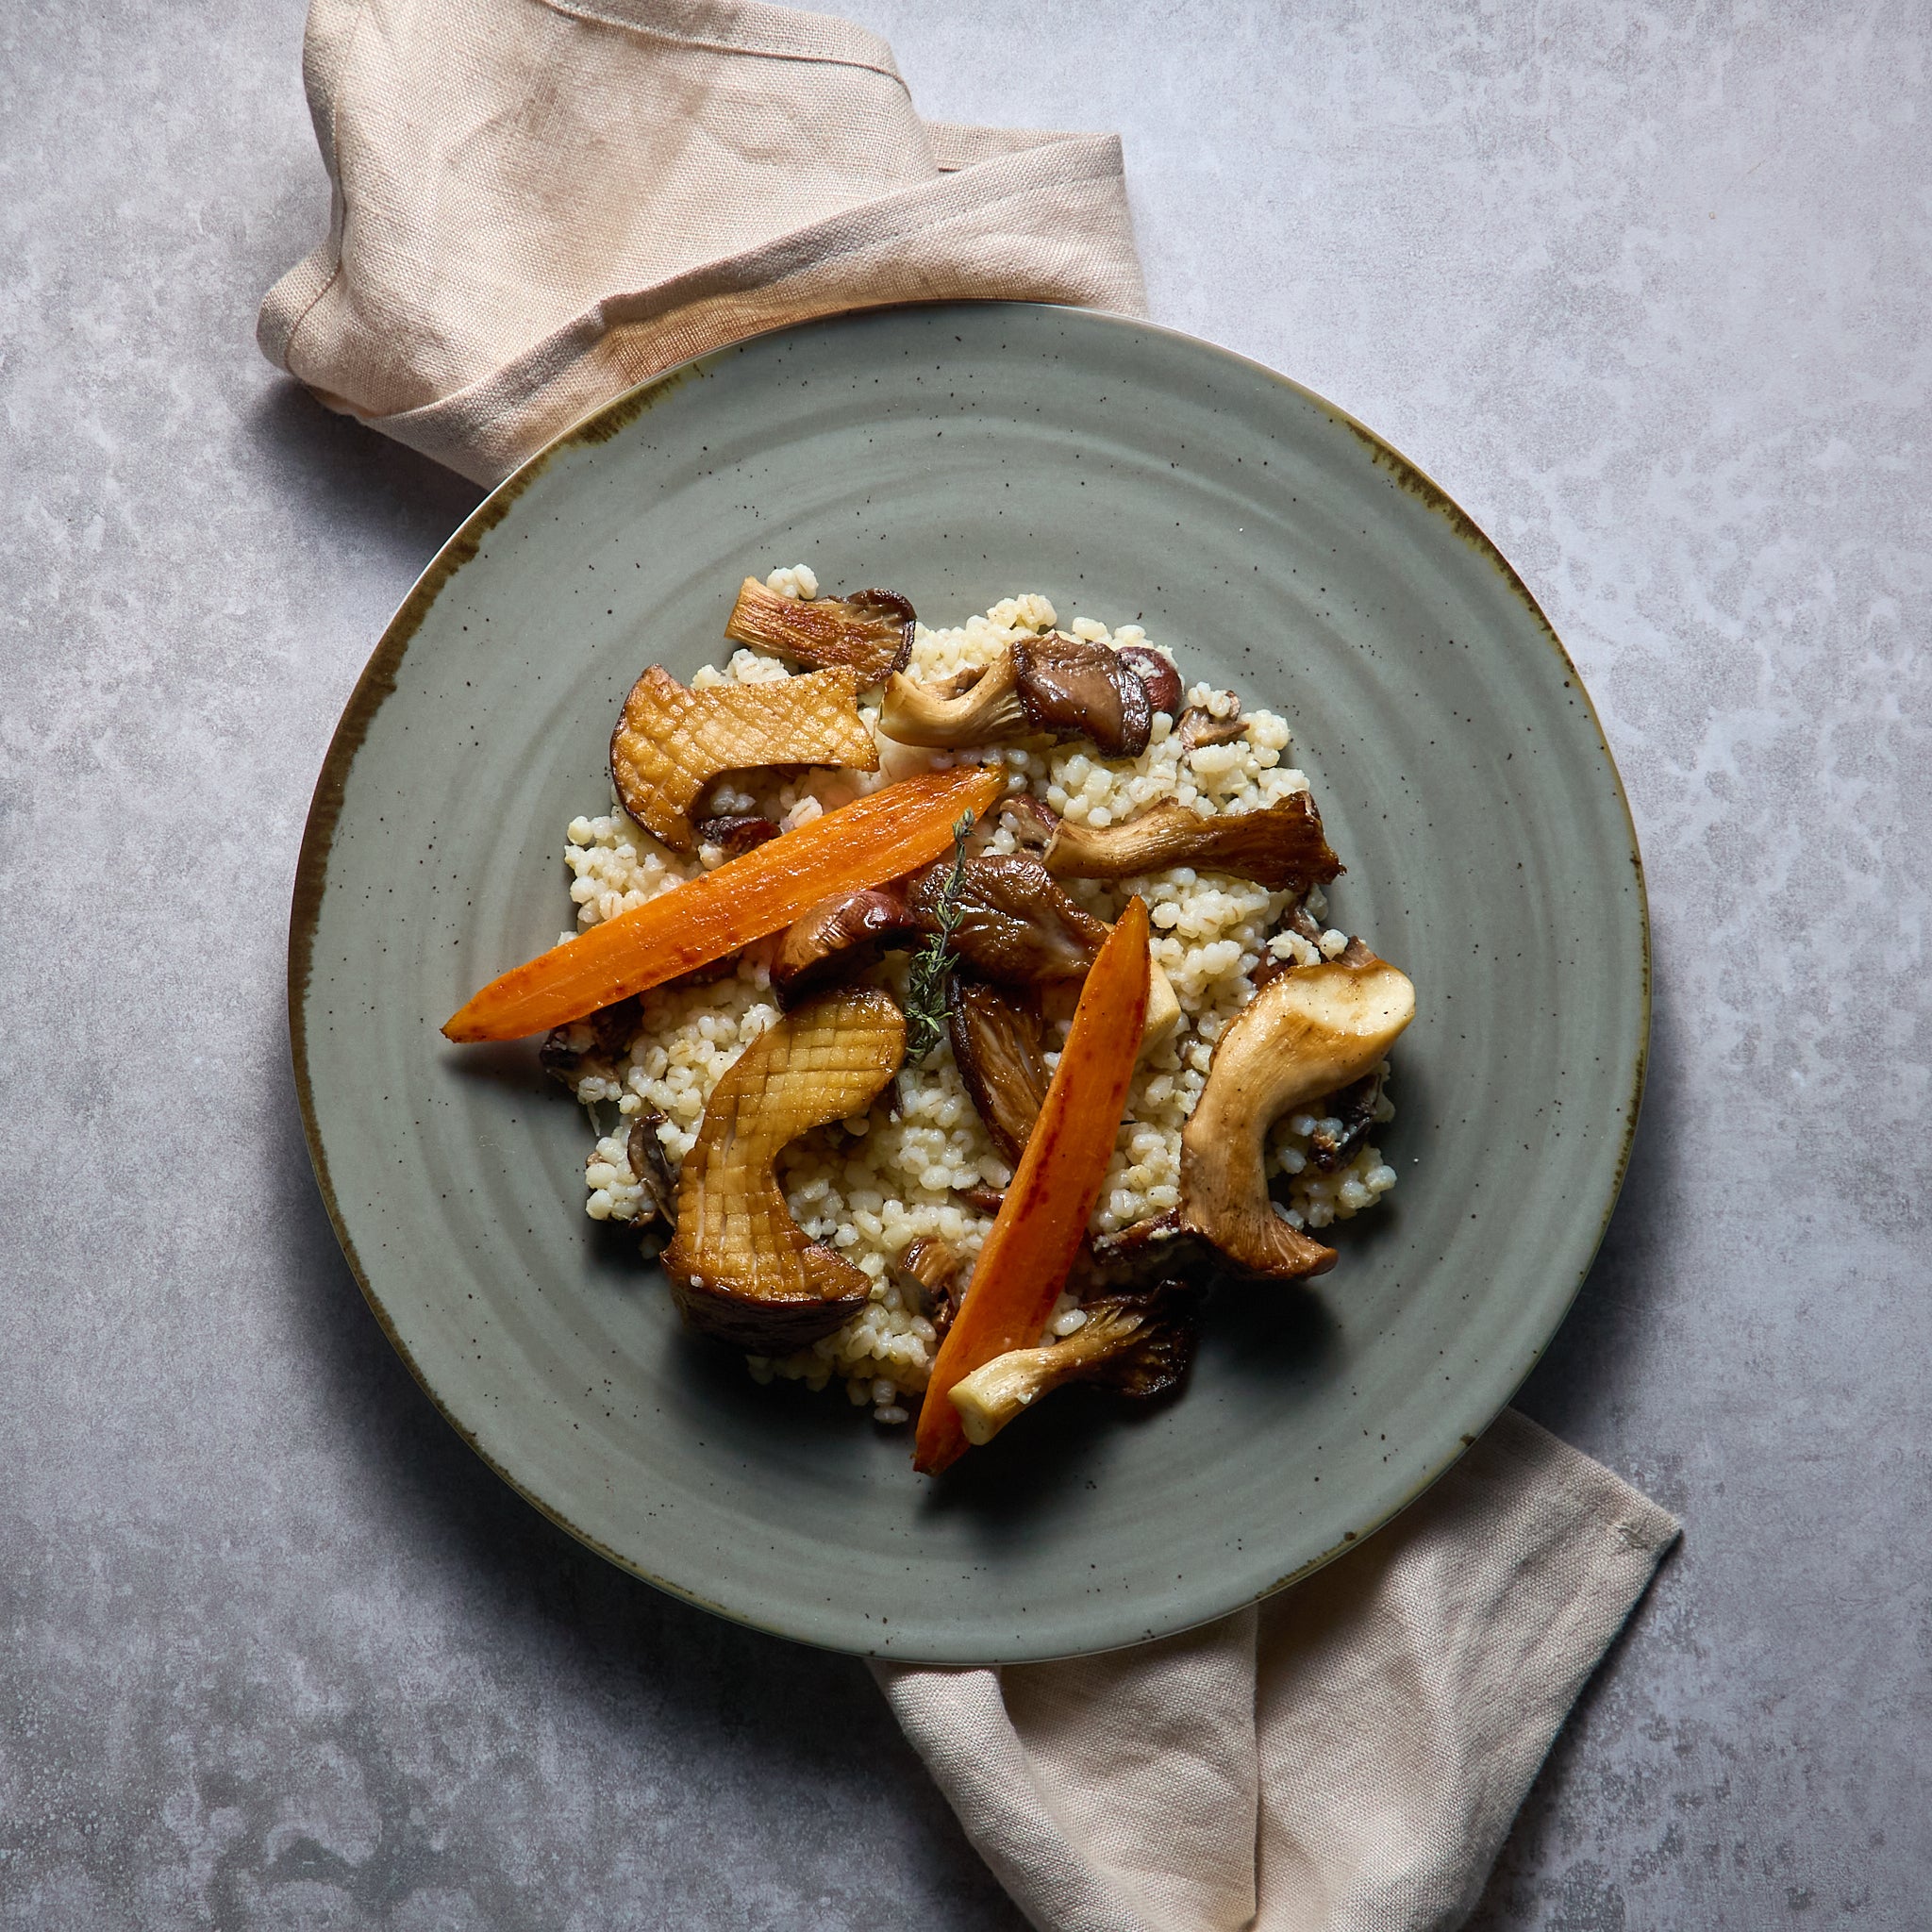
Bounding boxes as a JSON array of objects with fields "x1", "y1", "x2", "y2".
[
  {"x1": 443, "y1": 765, "x2": 1003, "y2": 1041},
  {"x1": 913, "y1": 895, "x2": 1152, "y2": 1474}
]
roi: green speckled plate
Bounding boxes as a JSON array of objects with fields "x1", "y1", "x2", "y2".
[{"x1": 291, "y1": 303, "x2": 1647, "y2": 1662}]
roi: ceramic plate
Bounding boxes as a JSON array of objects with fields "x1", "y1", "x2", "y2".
[{"x1": 291, "y1": 303, "x2": 1647, "y2": 1662}]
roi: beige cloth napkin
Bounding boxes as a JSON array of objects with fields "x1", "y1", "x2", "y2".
[
  {"x1": 262, "y1": 8, "x2": 1679, "y2": 1925},
  {"x1": 878, "y1": 1411, "x2": 1677, "y2": 1932},
  {"x1": 258, "y1": 0, "x2": 1146, "y2": 483}
]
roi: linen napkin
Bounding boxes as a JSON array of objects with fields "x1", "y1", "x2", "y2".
[
  {"x1": 261, "y1": 6, "x2": 1679, "y2": 1925},
  {"x1": 877, "y1": 1411, "x2": 1677, "y2": 1932},
  {"x1": 258, "y1": 0, "x2": 1146, "y2": 484}
]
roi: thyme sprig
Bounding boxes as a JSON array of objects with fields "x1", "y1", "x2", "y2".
[{"x1": 902, "y1": 812, "x2": 976, "y2": 1062}]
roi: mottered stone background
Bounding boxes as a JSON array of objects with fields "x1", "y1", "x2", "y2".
[{"x1": 1, "y1": 1, "x2": 1925, "y2": 1925}]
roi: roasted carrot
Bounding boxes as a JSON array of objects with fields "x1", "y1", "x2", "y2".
[
  {"x1": 913, "y1": 895, "x2": 1152, "y2": 1474},
  {"x1": 443, "y1": 765, "x2": 1003, "y2": 1042}
]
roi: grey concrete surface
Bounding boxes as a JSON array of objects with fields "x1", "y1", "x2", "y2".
[{"x1": 1, "y1": 0, "x2": 1925, "y2": 1924}]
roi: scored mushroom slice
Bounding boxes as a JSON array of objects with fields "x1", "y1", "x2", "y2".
[
  {"x1": 880, "y1": 635, "x2": 1169, "y2": 757},
  {"x1": 947, "y1": 976, "x2": 1052, "y2": 1167},
  {"x1": 609, "y1": 665, "x2": 877, "y2": 852},
  {"x1": 724, "y1": 578, "x2": 916, "y2": 683},
  {"x1": 1037, "y1": 794, "x2": 1344, "y2": 893},
  {"x1": 947, "y1": 1287, "x2": 1202, "y2": 1447},
  {"x1": 1177, "y1": 949, "x2": 1413, "y2": 1277},
  {"x1": 663, "y1": 988, "x2": 906, "y2": 1352},
  {"x1": 770, "y1": 880, "x2": 919, "y2": 1008}
]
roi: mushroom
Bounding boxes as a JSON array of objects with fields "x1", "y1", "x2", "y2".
[
  {"x1": 724, "y1": 578, "x2": 916, "y2": 683},
  {"x1": 947, "y1": 976, "x2": 1052, "y2": 1166},
  {"x1": 693, "y1": 813, "x2": 780, "y2": 858},
  {"x1": 907, "y1": 853, "x2": 1109, "y2": 984},
  {"x1": 662, "y1": 988, "x2": 906, "y2": 1351},
  {"x1": 1177, "y1": 693, "x2": 1247, "y2": 749},
  {"x1": 770, "y1": 882, "x2": 918, "y2": 1008},
  {"x1": 539, "y1": 996, "x2": 641, "y2": 1099},
  {"x1": 1118, "y1": 646, "x2": 1183, "y2": 718},
  {"x1": 609, "y1": 664, "x2": 877, "y2": 851},
  {"x1": 1099, "y1": 949, "x2": 1416, "y2": 1280},
  {"x1": 879, "y1": 634, "x2": 1170, "y2": 758},
  {"x1": 1028, "y1": 794, "x2": 1344, "y2": 893},
  {"x1": 1306, "y1": 1068, "x2": 1387, "y2": 1173},
  {"x1": 946, "y1": 1288, "x2": 1201, "y2": 1447},
  {"x1": 625, "y1": 1109, "x2": 678, "y2": 1226},
  {"x1": 898, "y1": 1237, "x2": 962, "y2": 1336}
]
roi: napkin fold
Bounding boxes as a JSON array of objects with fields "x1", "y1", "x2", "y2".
[
  {"x1": 877, "y1": 1412, "x2": 1677, "y2": 1932},
  {"x1": 259, "y1": 0, "x2": 1146, "y2": 483},
  {"x1": 262, "y1": 8, "x2": 1679, "y2": 1925}
]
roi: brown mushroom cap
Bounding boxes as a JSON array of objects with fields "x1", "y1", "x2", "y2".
[
  {"x1": 1012, "y1": 632, "x2": 1152, "y2": 758},
  {"x1": 1117, "y1": 645, "x2": 1183, "y2": 718},
  {"x1": 663, "y1": 988, "x2": 906, "y2": 1351},
  {"x1": 625, "y1": 1109, "x2": 678, "y2": 1227},
  {"x1": 770, "y1": 882, "x2": 919, "y2": 1008},
  {"x1": 692, "y1": 813, "x2": 781, "y2": 857},
  {"x1": 906, "y1": 853, "x2": 1108, "y2": 984},
  {"x1": 609, "y1": 665, "x2": 877, "y2": 851},
  {"x1": 724, "y1": 577, "x2": 915, "y2": 683},
  {"x1": 1041, "y1": 794, "x2": 1343, "y2": 893}
]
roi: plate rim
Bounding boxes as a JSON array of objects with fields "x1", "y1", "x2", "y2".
[{"x1": 288, "y1": 299, "x2": 1652, "y2": 1658}]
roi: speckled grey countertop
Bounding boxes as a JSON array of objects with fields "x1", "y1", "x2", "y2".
[{"x1": 4, "y1": 2, "x2": 1926, "y2": 1926}]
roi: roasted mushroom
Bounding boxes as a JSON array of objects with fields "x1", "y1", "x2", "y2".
[
  {"x1": 724, "y1": 578, "x2": 916, "y2": 683},
  {"x1": 947, "y1": 976, "x2": 1052, "y2": 1166},
  {"x1": 1033, "y1": 795, "x2": 1343, "y2": 893},
  {"x1": 663, "y1": 988, "x2": 906, "y2": 1351},
  {"x1": 625, "y1": 1109, "x2": 678, "y2": 1226},
  {"x1": 692, "y1": 813, "x2": 781, "y2": 858},
  {"x1": 1306, "y1": 1068, "x2": 1386, "y2": 1173},
  {"x1": 946, "y1": 1288, "x2": 1201, "y2": 1447},
  {"x1": 1174, "y1": 699, "x2": 1252, "y2": 749},
  {"x1": 899, "y1": 1238, "x2": 962, "y2": 1336},
  {"x1": 907, "y1": 853, "x2": 1109, "y2": 984},
  {"x1": 609, "y1": 665, "x2": 877, "y2": 852},
  {"x1": 539, "y1": 996, "x2": 641, "y2": 1098},
  {"x1": 879, "y1": 635, "x2": 1169, "y2": 758},
  {"x1": 1101, "y1": 949, "x2": 1415, "y2": 1281},
  {"x1": 771, "y1": 882, "x2": 917, "y2": 1007},
  {"x1": 1117, "y1": 645, "x2": 1183, "y2": 718}
]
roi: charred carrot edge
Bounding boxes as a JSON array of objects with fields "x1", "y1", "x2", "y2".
[
  {"x1": 913, "y1": 896, "x2": 1152, "y2": 1475},
  {"x1": 442, "y1": 765, "x2": 1003, "y2": 1042}
]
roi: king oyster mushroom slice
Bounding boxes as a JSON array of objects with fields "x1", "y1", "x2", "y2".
[
  {"x1": 609, "y1": 664, "x2": 876, "y2": 852},
  {"x1": 879, "y1": 634, "x2": 1170, "y2": 758},
  {"x1": 662, "y1": 988, "x2": 906, "y2": 1352},
  {"x1": 1101, "y1": 949, "x2": 1416, "y2": 1281},
  {"x1": 724, "y1": 578, "x2": 916, "y2": 683},
  {"x1": 947, "y1": 1287, "x2": 1202, "y2": 1447},
  {"x1": 1033, "y1": 793, "x2": 1344, "y2": 894}
]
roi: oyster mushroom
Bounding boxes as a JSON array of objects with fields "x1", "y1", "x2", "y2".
[
  {"x1": 1100, "y1": 949, "x2": 1415, "y2": 1281},
  {"x1": 662, "y1": 988, "x2": 906, "y2": 1351},
  {"x1": 907, "y1": 853, "x2": 1109, "y2": 984},
  {"x1": 879, "y1": 635, "x2": 1169, "y2": 758},
  {"x1": 1306, "y1": 1067, "x2": 1387, "y2": 1172},
  {"x1": 899, "y1": 1238, "x2": 963, "y2": 1336},
  {"x1": 770, "y1": 882, "x2": 918, "y2": 1008},
  {"x1": 609, "y1": 665, "x2": 877, "y2": 852},
  {"x1": 1177, "y1": 692, "x2": 1246, "y2": 750},
  {"x1": 947, "y1": 976, "x2": 1052, "y2": 1167},
  {"x1": 1033, "y1": 794, "x2": 1343, "y2": 893},
  {"x1": 539, "y1": 996, "x2": 641, "y2": 1099},
  {"x1": 625, "y1": 1109, "x2": 678, "y2": 1227},
  {"x1": 947, "y1": 1288, "x2": 1201, "y2": 1447},
  {"x1": 724, "y1": 578, "x2": 916, "y2": 683}
]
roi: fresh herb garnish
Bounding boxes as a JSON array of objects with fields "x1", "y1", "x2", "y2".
[{"x1": 902, "y1": 812, "x2": 975, "y2": 1061}]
